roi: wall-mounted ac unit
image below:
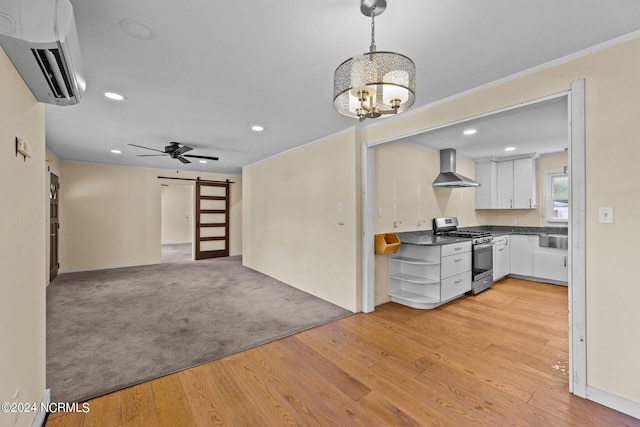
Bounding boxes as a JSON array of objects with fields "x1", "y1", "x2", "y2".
[{"x1": 0, "y1": 0, "x2": 86, "y2": 106}]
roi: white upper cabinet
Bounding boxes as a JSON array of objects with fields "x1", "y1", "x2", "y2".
[
  {"x1": 475, "y1": 157, "x2": 536, "y2": 209},
  {"x1": 497, "y1": 160, "x2": 515, "y2": 208},
  {"x1": 512, "y1": 158, "x2": 536, "y2": 208},
  {"x1": 474, "y1": 160, "x2": 497, "y2": 209}
]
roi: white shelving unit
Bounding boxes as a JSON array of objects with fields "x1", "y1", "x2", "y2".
[{"x1": 388, "y1": 241, "x2": 471, "y2": 309}]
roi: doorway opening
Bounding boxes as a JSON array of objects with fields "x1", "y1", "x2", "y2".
[
  {"x1": 361, "y1": 80, "x2": 586, "y2": 396},
  {"x1": 161, "y1": 183, "x2": 194, "y2": 263},
  {"x1": 49, "y1": 169, "x2": 60, "y2": 283}
]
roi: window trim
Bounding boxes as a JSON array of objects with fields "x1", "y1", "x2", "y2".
[{"x1": 543, "y1": 167, "x2": 569, "y2": 226}]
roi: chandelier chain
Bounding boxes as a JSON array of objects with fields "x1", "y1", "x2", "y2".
[{"x1": 370, "y1": 6, "x2": 376, "y2": 52}]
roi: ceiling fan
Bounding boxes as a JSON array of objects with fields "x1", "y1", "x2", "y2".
[{"x1": 128, "y1": 142, "x2": 219, "y2": 164}]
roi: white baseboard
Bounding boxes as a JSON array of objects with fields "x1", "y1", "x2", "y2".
[
  {"x1": 587, "y1": 385, "x2": 640, "y2": 420},
  {"x1": 31, "y1": 388, "x2": 50, "y2": 427},
  {"x1": 60, "y1": 261, "x2": 160, "y2": 274}
]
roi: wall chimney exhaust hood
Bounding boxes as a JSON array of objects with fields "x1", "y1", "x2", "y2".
[{"x1": 432, "y1": 148, "x2": 480, "y2": 188}]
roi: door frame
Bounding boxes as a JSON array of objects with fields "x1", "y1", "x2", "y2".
[
  {"x1": 360, "y1": 80, "x2": 587, "y2": 396},
  {"x1": 160, "y1": 182, "x2": 195, "y2": 260},
  {"x1": 47, "y1": 167, "x2": 60, "y2": 287}
]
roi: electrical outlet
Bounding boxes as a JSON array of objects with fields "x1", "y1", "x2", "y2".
[
  {"x1": 598, "y1": 207, "x2": 614, "y2": 224},
  {"x1": 336, "y1": 202, "x2": 342, "y2": 212},
  {"x1": 511, "y1": 217, "x2": 517, "y2": 225}
]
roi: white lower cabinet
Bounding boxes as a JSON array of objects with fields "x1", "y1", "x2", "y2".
[
  {"x1": 493, "y1": 235, "x2": 510, "y2": 281},
  {"x1": 510, "y1": 234, "x2": 568, "y2": 284},
  {"x1": 441, "y1": 272, "x2": 472, "y2": 301},
  {"x1": 533, "y1": 247, "x2": 568, "y2": 283},
  {"x1": 388, "y1": 241, "x2": 472, "y2": 309},
  {"x1": 509, "y1": 235, "x2": 536, "y2": 276}
]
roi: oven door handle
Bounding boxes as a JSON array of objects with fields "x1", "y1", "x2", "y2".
[{"x1": 474, "y1": 243, "x2": 495, "y2": 249}]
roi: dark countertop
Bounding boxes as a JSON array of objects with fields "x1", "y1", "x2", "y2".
[
  {"x1": 396, "y1": 225, "x2": 568, "y2": 246},
  {"x1": 468, "y1": 225, "x2": 568, "y2": 236},
  {"x1": 396, "y1": 233, "x2": 471, "y2": 246}
]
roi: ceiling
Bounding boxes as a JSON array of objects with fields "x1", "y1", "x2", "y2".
[
  {"x1": 44, "y1": 1, "x2": 640, "y2": 175},
  {"x1": 405, "y1": 95, "x2": 569, "y2": 160}
]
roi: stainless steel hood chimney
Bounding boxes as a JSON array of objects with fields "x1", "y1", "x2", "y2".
[{"x1": 432, "y1": 148, "x2": 480, "y2": 188}]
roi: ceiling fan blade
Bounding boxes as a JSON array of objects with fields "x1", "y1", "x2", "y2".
[
  {"x1": 128, "y1": 143, "x2": 166, "y2": 153},
  {"x1": 136, "y1": 154, "x2": 168, "y2": 157},
  {"x1": 178, "y1": 156, "x2": 191, "y2": 164},
  {"x1": 183, "y1": 154, "x2": 219, "y2": 161},
  {"x1": 174, "y1": 145, "x2": 193, "y2": 155}
]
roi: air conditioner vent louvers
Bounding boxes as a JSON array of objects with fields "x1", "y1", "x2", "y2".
[
  {"x1": 31, "y1": 48, "x2": 75, "y2": 100},
  {"x1": 0, "y1": 0, "x2": 85, "y2": 106}
]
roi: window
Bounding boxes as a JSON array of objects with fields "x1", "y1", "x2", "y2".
[{"x1": 544, "y1": 168, "x2": 569, "y2": 225}]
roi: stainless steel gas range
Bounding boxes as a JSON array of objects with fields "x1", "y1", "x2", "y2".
[{"x1": 432, "y1": 217, "x2": 495, "y2": 294}]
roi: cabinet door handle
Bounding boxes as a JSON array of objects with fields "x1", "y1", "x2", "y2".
[
  {"x1": 564, "y1": 256, "x2": 567, "y2": 267},
  {"x1": 454, "y1": 279, "x2": 462, "y2": 284},
  {"x1": 498, "y1": 248, "x2": 505, "y2": 252},
  {"x1": 529, "y1": 198, "x2": 532, "y2": 208},
  {"x1": 454, "y1": 258, "x2": 463, "y2": 263},
  {"x1": 454, "y1": 247, "x2": 462, "y2": 251},
  {"x1": 510, "y1": 199, "x2": 513, "y2": 208}
]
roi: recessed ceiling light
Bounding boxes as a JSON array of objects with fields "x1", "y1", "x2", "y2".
[
  {"x1": 463, "y1": 129, "x2": 477, "y2": 135},
  {"x1": 119, "y1": 18, "x2": 158, "y2": 41},
  {"x1": 111, "y1": 149, "x2": 122, "y2": 154},
  {"x1": 505, "y1": 147, "x2": 516, "y2": 152},
  {"x1": 104, "y1": 92, "x2": 125, "y2": 101},
  {"x1": 251, "y1": 125, "x2": 265, "y2": 132},
  {"x1": 199, "y1": 160, "x2": 207, "y2": 164}
]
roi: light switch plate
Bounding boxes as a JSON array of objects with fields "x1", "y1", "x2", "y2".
[
  {"x1": 377, "y1": 208, "x2": 383, "y2": 218},
  {"x1": 598, "y1": 207, "x2": 614, "y2": 224}
]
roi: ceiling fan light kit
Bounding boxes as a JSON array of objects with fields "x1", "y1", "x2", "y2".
[{"x1": 333, "y1": 0, "x2": 416, "y2": 121}]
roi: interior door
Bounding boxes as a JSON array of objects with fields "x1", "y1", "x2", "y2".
[
  {"x1": 195, "y1": 179, "x2": 230, "y2": 259},
  {"x1": 50, "y1": 172, "x2": 60, "y2": 281}
]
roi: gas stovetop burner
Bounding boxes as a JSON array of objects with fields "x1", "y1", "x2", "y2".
[
  {"x1": 443, "y1": 230, "x2": 492, "y2": 238},
  {"x1": 441, "y1": 230, "x2": 494, "y2": 244},
  {"x1": 432, "y1": 217, "x2": 494, "y2": 244}
]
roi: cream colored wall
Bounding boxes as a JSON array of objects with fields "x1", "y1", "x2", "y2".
[
  {"x1": 46, "y1": 148, "x2": 61, "y2": 172},
  {"x1": 59, "y1": 162, "x2": 241, "y2": 272},
  {"x1": 161, "y1": 185, "x2": 192, "y2": 244},
  {"x1": 364, "y1": 38, "x2": 640, "y2": 404},
  {"x1": 243, "y1": 129, "x2": 360, "y2": 312},
  {"x1": 0, "y1": 47, "x2": 46, "y2": 427},
  {"x1": 374, "y1": 142, "x2": 479, "y2": 233},
  {"x1": 476, "y1": 152, "x2": 568, "y2": 226}
]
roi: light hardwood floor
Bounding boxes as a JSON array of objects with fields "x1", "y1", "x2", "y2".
[{"x1": 46, "y1": 278, "x2": 639, "y2": 426}]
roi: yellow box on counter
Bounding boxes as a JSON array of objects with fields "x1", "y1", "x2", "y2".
[{"x1": 374, "y1": 233, "x2": 400, "y2": 254}]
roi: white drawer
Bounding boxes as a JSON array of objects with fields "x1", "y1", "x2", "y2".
[
  {"x1": 441, "y1": 241, "x2": 471, "y2": 257},
  {"x1": 494, "y1": 235, "x2": 508, "y2": 245},
  {"x1": 441, "y1": 252, "x2": 472, "y2": 279},
  {"x1": 441, "y1": 272, "x2": 472, "y2": 301}
]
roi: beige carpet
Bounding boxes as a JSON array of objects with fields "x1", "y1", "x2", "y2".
[{"x1": 47, "y1": 246, "x2": 352, "y2": 403}]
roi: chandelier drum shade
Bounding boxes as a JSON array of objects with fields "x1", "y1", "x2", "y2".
[{"x1": 333, "y1": 0, "x2": 416, "y2": 121}]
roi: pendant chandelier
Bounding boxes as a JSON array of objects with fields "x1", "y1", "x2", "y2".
[{"x1": 333, "y1": 0, "x2": 416, "y2": 121}]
